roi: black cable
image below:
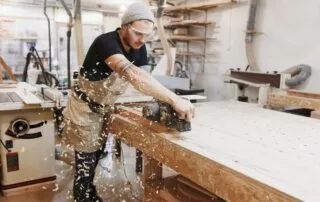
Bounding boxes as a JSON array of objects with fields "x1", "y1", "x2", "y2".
[
  {"x1": 33, "y1": 48, "x2": 50, "y2": 85},
  {"x1": 22, "y1": 52, "x2": 36, "y2": 82},
  {"x1": 0, "y1": 139, "x2": 10, "y2": 153},
  {"x1": 23, "y1": 47, "x2": 60, "y2": 87},
  {"x1": 245, "y1": 64, "x2": 250, "y2": 71}
]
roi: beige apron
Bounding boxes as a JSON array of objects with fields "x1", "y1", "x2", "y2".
[{"x1": 62, "y1": 72, "x2": 129, "y2": 152}]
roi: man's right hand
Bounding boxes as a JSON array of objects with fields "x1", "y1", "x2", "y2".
[{"x1": 172, "y1": 97, "x2": 195, "y2": 121}]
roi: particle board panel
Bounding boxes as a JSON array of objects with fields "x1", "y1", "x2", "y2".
[
  {"x1": 268, "y1": 90, "x2": 320, "y2": 110},
  {"x1": 108, "y1": 101, "x2": 320, "y2": 201},
  {"x1": 311, "y1": 110, "x2": 320, "y2": 119},
  {"x1": 287, "y1": 89, "x2": 320, "y2": 100}
]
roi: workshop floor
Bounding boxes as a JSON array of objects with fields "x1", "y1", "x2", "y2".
[{"x1": 0, "y1": 136, "x2": 146, "y2": 202}]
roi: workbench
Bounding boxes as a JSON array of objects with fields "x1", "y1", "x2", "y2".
[{"x1": 107, "y1": 101, "x2": 320, "y2": 202}]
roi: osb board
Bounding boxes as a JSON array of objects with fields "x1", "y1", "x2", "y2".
[
  {"x1": 287, "y1": 89, "x2": 320, "y2": 100},
  {"x1": 268, "y1": 90, "x2": 320, "y2": 110},
  {"x1": 108, "y1": 101, "x2": 320, "y2": 201}
]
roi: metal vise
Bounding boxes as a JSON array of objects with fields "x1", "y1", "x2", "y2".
[{"x1": 142, "y1": 102, "x2": 191, "y2": 132}]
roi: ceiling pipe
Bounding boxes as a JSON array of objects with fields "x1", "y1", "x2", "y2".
[
  {"x1": 60, "y1": 0, "x2": 73, "y2": 89},
  {"x1": 73, "y1": 0, "x2": 85, "y2": 67},
  {"x1": 245, "y1": 0, "x2": 259, "y2": 72},
  {"x1": 156, "y1": 0, "x2": 175, "y2": 76},
  {"x1": 43, "y1": 0, "x2": 52, "y2": 72}
]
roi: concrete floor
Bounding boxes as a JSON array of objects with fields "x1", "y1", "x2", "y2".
[{"x1": 0, "y1": 136, "x2": 144, "y2": 202}]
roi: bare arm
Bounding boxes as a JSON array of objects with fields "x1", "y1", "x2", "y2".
[{"x1": 105, "y1": 54, "x2": 195, "y2": 120}]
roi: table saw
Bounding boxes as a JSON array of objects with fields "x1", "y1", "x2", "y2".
[
  {"x1": 0, "y1": 82, "x2": 59, "y2": 195},
  {"x1": 107, "y1": 101, "x2": 320, "y2": 202}
]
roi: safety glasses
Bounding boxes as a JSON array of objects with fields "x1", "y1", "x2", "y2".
[{"x1": 128, "y1": 24, "x2": 155, "y2": 40}]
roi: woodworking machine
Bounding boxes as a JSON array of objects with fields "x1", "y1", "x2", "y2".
[
  {"x1": 142, "y1": 101, "x2": 191, "y2": 132},
  {"x1": 0, "y1": 82, "x2": 62, "y2": 195},
  {"x1": 224, "y1": 69, "x2": 291, "y2": 106}
]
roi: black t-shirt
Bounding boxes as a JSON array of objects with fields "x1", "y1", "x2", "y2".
[{"x1": 81, "y1": 28, "x2": 148, "y2": 81}]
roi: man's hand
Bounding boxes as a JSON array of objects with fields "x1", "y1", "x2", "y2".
[{"x1": 172, "y1": 97, "x2": 195, "y2": 121}]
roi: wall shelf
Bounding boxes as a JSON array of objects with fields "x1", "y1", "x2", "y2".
[
  {"x1": 169, "y1": 35, "x2": 212, "y2": 42},
  {"x1": 151, "y1": 50, "x2": 205, "y2": 57},
  {"x1": 163, "y1": 0, "x2": 233, "y2": 13},
  {"x1": 148, "y1": 0, "x2": 234, "y2": 73},
  {"x1": 164, "y1": 20, "x2": 215, "y2": 29}
]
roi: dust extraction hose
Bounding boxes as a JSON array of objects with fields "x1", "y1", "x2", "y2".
[{"x1": 282, "y1": 64, "x2": 312, "y2": 87}]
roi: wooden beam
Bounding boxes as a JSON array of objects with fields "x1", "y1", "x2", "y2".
[
  {"x1": 268, "y1": 90, "x2": 320, "y2": 110},
  {"x1": 0, "y1": 56, "x2": 17, "y2": 83}
]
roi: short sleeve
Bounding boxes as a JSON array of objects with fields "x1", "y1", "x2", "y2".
[
  {"x1": 95, "y1": 34, "x2": 123, "y2": 60},
  {"x1": 135, "y1": 45, "x2": 148, "y2": 67}
]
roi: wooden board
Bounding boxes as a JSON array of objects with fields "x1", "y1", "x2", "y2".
[
  {"x1": 287, "y1": 89, "x2": 320, "y2": 100},
  {"x1": 268, "y1": 89, "x2": 320, "y2": 110},
  {"x1": 164, "y1": 0, "x2": 233, "y2": 13},
  {"x1": 165, "y1": 20, "x2": 215, "y2": 29},
  {"x1": 108, "y1": 101, "x2": 320, "y2": 201},
  {"x1": 169, "y1": 35, "x2": 213, "y2": 41}
]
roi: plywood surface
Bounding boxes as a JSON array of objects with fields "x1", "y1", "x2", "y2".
[
  {"x1": 180, "y1": 101, "x2": 319, "y2": 201},
  {"x1": 109, "y1": 101, "x2": 320, "y2": 201}
]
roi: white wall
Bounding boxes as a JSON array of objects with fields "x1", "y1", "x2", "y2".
[
  {"x1": 0, "y1": 4, "x2": 104, "y2": 83},
  {"x1": 187, "y1": 0, "x2": 320, "y2": 101}
]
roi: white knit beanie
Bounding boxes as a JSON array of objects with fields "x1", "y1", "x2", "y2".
[{"x1": 121, "y1": 3, "x2": 155, "y2": 25}]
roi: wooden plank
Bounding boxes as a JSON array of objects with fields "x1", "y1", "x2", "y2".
[
  {"x1": 169, "y1": 35, "x2": 213, "y2": 41},
  {"x1": 0, "y1": 56, "x2": 17, "y2": 83},
  {"x1": 147, "y1": 175, "x2": 222, "y2": 201},
  {"x1": 287, "y1": 89, "x2": 320, "y2": 100},
  {"x1": 164, "y1": 0, "x2": 233, "y2": 13},
  {"x1": 165, "y1": 20, "x2": 215, "y2": 29},
  {"x1": 151, "y1": 50, "x2": 205, "y2": 57},
  {"x1": 108, "y1": 101, "x2": 320, "y2": 201},
  {"x1": 143, "y1": 157, "x2": 163, "y2": 202},
  {"x1": 268, "y1": 90, "x2": 320, "y2": 110}
]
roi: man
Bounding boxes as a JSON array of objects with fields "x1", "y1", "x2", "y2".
[{"x1": 62, "y1": 2, "x2": 195, "y2": 202}]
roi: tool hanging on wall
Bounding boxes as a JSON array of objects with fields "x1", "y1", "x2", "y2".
[
  {"x1": 43, "y1": 0, "x2": 52, "y2": 72},
  {"x1": 156, "y1": 0, "x2": 175, "y2": 76}
]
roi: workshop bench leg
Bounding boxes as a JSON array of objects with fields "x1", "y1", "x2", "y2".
[
  {"x1": 115, "y1": 138, "x2": 121, "y2": 158},
  {"x1": 115, "y1": 138, "x2": 143, "y2": 173},
  {"x1": 136, "y1": 149, "x2": 143, "y2": 173},
  {"x1": 143, "y1": 156, "x2": 163, "y2": 202}
]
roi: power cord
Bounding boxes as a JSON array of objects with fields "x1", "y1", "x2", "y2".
[{"x1": 0, "y1": 139, "x2": 10, "y2": 152}]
